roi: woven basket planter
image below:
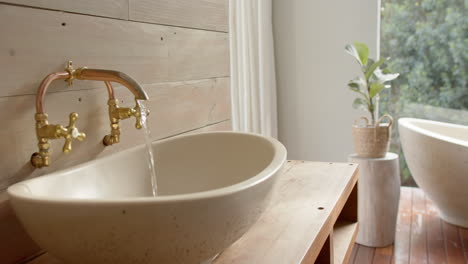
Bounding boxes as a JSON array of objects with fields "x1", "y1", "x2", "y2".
[{"x1": 352, "y1": 114, "x2": 393, "y2": 158}]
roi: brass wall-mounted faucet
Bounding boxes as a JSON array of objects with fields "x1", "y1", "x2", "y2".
[
  {"x1": 102, "y1": 81, "x2": 148, "y2": 146},
  {"x1": 31, "y1": 61, "x2": 149, "y2": 168}
]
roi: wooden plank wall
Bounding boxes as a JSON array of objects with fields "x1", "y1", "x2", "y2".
[{"x1": 0, "y1": 1, "x2": 230, "y2": 263}]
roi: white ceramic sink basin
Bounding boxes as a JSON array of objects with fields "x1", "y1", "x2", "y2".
[{"x1": 8, "y1": 132, "x2": 287, "y2": 264}]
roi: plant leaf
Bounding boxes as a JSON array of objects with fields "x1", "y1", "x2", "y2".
[
  {"x1": 348, "y1": 82, "x2": 360, "y2": 92},
  {"x1": 348, "y1": 77, "x2": 370, "y2": 102},
  {"x1": 374, "y1": 68, "x2": 400, "y2": 83},
  {"x1": 354, "y1": 42, "x2": 369, "y2": 66},
  {"x1": 369, "y1": 82, "x2": 385, "y2": 99},
  {"x1": 352, "y1": 98, "x2": 368, "y2": 111},
  {"x1": 365, "y1": 58, "x2": 386, "y2": 81},
  {"x1": 345, "y1": 42, "x2": 369, "y2": 66},
  {"x1": 345, "y1": 44, "x2": 360, "y2": 65},
  {"x1": 348, "y1": 77, "x2": 367, "y2": 91},
  {"x1": 365, "y1": 58, "x2": 375, "y2": 72},
  {"x1": 348, "y1": 88, "x2": 370, "y2": 103}
]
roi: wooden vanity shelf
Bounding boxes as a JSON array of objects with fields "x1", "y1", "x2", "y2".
[
  {"x1": 24, "y1": 161, "x2": 358, "y2": 264},
  {"x1": 215, "y1": 160, "x2": 359, "y2": 264}
]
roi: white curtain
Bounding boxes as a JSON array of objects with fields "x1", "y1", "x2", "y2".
[{"x1": 229, "y1": 0, "x2": 278, "y2": 138}]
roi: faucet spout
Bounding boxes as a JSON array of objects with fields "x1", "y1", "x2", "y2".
[{"x1": 76, "y1": 68, "x2": 149, "y2": 100}]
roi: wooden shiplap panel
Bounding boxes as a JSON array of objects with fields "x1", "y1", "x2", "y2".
[
  {"x1": 168, "y1": 27, "x2": 229, "y2": 81},
  {"x1": 0, "y1": 0, "x2": 129, "y2": 19},
  {"x1": 0, "y1": 4, "x2": 229, "y2": 97},
  {"x1": 210, "y1": 77, "x2": 231, "y2": 123},
  {"x1": 0, "y1": 77, "x2": 230, "y2": 190},
  {"x1": 129, "y1": 0, "x2": 228, "y2": 32}
]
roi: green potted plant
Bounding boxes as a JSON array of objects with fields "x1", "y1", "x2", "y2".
[{"x1": 345, "y1": 42, "x2": 399, "y2": 158}]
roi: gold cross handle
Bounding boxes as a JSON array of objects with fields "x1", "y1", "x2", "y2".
[{"x1": 58, "y1": 112, "x2": 86, "y2": 153}]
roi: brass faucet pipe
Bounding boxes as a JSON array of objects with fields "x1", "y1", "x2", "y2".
[
  {"x1": 35, "y1": 68, "x2": 148, "y2": 114},
  {"x1": 104, "y1": 81, "x2": 115, "y2": 100},
  {"x1": 35, "y1": 71, "x2": 70, "y2": 114},
  {"x1": 77, "y1": 69, "x2": 148, "y2": 100}
]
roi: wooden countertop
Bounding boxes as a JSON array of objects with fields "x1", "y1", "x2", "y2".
[
  {"x1": 214, "y1": 160, "x2": 359, "y2": 264},
  {"x1": 26, "y1": 161, "x2": 359, "y2": 264}
]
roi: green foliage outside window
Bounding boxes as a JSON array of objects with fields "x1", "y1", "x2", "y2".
[{"x1": 380, "y1": 0, "x2": 467, "y2": 186}]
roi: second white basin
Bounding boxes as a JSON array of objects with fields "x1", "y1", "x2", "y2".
[{"x1": 8, "y1": 132, "x2": 287, "y2": 264}]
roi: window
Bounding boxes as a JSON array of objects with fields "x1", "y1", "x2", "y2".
[{"x1": 380, "y1": 0, "x2": 467, "y2": 185}]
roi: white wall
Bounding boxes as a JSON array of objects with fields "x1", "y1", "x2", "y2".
[{"x1": 273, "y1": 0, "x2": 380, "y2": 162}]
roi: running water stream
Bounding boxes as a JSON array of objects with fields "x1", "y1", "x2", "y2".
[{"x1": 137, "y1": 100, "x2": 158, "y2": 196}]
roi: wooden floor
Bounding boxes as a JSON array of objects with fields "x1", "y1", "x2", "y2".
[{"x1": 348, "y1": 187, "x2": 468, "y2": 264}]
